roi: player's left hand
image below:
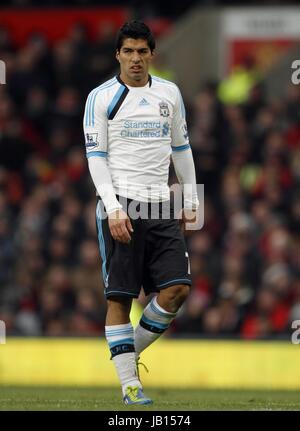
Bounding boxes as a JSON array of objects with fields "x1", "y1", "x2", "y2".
[{"x1": 179, "y1": 208, "x2": 198, "y2": 234}]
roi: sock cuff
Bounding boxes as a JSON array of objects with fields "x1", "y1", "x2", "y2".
[
  {"x1": 138, "y1": 296, "x2": 176, "y2": 335},
  {"x1": 105, "y1": 324, "x2": 135, "y2": 359},
  {"x1": 105, "y1": 322, "x2": 133, "y2": 336},
  {"x1": 151, "y1": 296, "x2": 177, "y2": 317},
  {"x1": 110, "y1": 343, "x2": 135, "y2": 358}
]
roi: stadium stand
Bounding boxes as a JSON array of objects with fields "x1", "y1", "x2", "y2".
[{"x1": 0, "y1": 7, "x2": 300, "y2": 341}]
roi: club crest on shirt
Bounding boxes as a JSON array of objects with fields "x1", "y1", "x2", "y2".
[
  {"x1": 85, "y1": 133, "x2": 99, "y2": 148},
  {"x1": 159, "y1": 101, "x2": 170, "y2": 117}
]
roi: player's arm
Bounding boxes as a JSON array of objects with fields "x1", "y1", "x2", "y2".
[
  {"x1": 83, "y1": 91, "x2": 133, "y2": 243},
  {"x1": 171, "y1": 87, "x2": 199, "y2": 228}
]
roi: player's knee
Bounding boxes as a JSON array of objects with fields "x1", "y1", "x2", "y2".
[
  {"x1": 161, "y1": 284, "x2": 190, "y2": 310},
  {"x1": 173, "y1": 284, "x2": 190, "y2": 303}
]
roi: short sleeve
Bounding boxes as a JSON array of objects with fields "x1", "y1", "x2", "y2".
[
  {"x1": 171, "y1": 87, "x2": 191, "y2": 153},
  {"x1": 83, "y1": 89, "x2": 108, "y2": 159}
]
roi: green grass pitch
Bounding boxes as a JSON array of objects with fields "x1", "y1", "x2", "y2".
[{"x1": 0, "y1": 387, "x2": 300, "y2": 410}]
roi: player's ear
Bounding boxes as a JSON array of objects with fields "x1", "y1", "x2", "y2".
[{"x1": 116, "y1": 50, "x2": 120, "y2": 63}]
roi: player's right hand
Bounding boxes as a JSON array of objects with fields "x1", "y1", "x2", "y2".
[{"x1": 108, "y1": 209, "x2": 134, "y2": 244}]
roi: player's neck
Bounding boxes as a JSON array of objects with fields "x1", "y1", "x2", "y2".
[{"x1": 119, "y1": 73, "x2": 149, "y2": 88}]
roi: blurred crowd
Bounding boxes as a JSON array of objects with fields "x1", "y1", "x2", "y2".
[
  {"x1": 175, "y1": 80, "x2": 300, "y2": 339},
  {"x1": 0, "y1": 22, "x2": 300, "y2": 339}
]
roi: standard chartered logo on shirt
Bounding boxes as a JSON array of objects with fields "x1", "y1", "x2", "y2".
[{"x1": 120, "y1": 120, "x2": 170, "y2": 138}]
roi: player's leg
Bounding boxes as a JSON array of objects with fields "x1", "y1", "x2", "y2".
[
  {"x1": 134, "y1": 204, "x2": 191, "y2": 359},
  {"x1": 156, "y1": 283, "x2": 190, "y2": 313},
  {"x1": 105, "y1": 298, "x2": 152, "y2": 405},
  {"x1": 104, "y1": 297, "x2": 141, "y2": 396},
  {"x1": 134, "y1": 284, "x2": 190, "y2": 358},
  {"x1": 97, "y1": 197, "x2": 152, "y2": 404}
]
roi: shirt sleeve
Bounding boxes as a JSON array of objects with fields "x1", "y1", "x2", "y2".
[
  {"x1": 170, "y1": 86, "x2": 191, "y2": 153},
  {"x1": 83, "y1": 89, "x2": 108, "y2": 159},
  {"x1": 88, "y1": 157, "x2": 122, "y2": 214},
  {"x1": 83, "y1": 89, "x2": 122, "y2": 214},
  {"x1": 171, "y1": 86, "x2": 199, "y2": 210},
  {"x1": 171, "y1": 149, "x2": 199, "y2": 210}
]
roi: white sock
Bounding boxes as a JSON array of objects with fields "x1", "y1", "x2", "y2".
[
  {"x1": 135, "y1": 296, "x2": 177, "y2": 359},
  {"x1": 105, "y1": 323, "x2": 142, "y2": 396}
]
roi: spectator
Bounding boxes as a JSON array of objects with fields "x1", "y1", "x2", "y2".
[{"x1": 0, "y1": 24, "x2": 299, "y2": 341}]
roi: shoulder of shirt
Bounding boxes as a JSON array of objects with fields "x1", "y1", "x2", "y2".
[
  {"x1": 86, "y1": 77, "x2": 119, "y2": 99},
  {"x1": 151, "y1": 75, "x2": 178, "y2": 89},
  {"x1": 151, "y1": 75, "x2": 181, "y2": 99}
]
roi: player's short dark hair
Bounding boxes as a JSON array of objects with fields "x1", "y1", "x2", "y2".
[{"x1": 116, "y1": 21, "x2": 155, "y2": 53}]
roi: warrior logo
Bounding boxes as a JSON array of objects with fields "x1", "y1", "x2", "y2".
[{"x1": 159, "y1": 101, "x2": 170, "y2": 117}]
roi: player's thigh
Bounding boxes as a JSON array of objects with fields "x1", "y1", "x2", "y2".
[
  {"x1": 144, "y1": 218, "x2": 191, "y2": 291},
  {"x1": 96, "y1": 199, "x2": 146, "y2": 298}
]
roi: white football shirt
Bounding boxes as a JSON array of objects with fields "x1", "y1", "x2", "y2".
[{"x1": 83, "y1": 75, "x2": 192, "y2": 203}]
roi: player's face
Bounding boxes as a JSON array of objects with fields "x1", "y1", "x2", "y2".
[{"x1": 116, "y1": 38, "x2": 154, "y2": 86}]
